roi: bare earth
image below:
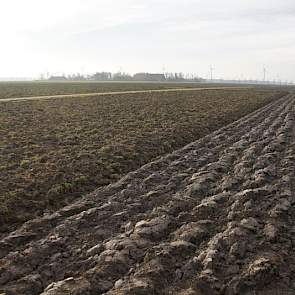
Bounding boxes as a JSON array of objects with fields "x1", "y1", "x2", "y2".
[
  {"x1": 0, "y1": 86, "x2": 250, "y2": 102},
  {"x1": 1, "y1": 92, "x2": 295, "y2": 294}
]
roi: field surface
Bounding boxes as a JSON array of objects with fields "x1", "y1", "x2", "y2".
[
  {"x1": 0, "y1": 87, "x2": 251, "y2": 103},
  {"x1": 0, "y1": 91, "x2": 294, "y2": 295},
  {"x1": 0, "y1": 82, "x2": 223, "y2": 100},
  {"x1": 0, "y1": 89, "x2": 281, "y2": 232}
]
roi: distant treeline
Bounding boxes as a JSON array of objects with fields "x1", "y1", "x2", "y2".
[{"x1": 48, "y1": 72, "x2": 204, "y2": 82}]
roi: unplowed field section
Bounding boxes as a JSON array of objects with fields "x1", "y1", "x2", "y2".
[
  {"x1": 1, "y1": 92, "x2": 295, "y2": 294},
  {"x1": 0, "y1": 90, "x2": 281, "y2": 231}
]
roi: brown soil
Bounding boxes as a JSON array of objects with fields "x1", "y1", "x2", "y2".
[
  {"x1": 0, "y1": 82, "x2": 224, "y2": 100},
  {"x1": 0, "y1": 92, "x2": 294, "y2": 294},
  {"x1": 0, "y1": 89, "x2": 281, "y2": 232}
]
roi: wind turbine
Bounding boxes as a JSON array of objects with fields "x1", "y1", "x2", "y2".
[
  {"x1": 210, "y1": 65, "x2": 214, "y2": 81},
  {"x1": 263, "y1": 67, "x2": 267, "y2": 82}
]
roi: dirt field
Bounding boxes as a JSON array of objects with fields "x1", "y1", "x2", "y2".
[
  {"x1": 0, "y1": 91, "x2": 294, "y2": 294},
  {"x1": 0, "y1": 89, "x2": 282, "y2": 232},
  {"x1": 0, "y1": 87, "x2": 253, "y2": 103},
  {"x1": 0, "y1": 82, "x2": 221, "y2": 99}
]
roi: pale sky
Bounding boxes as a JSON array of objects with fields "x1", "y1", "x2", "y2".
[{"x1": 0, "y1": 0, "x2": 294, "y2": 81}]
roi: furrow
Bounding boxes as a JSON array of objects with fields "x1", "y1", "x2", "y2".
[{"x1": 0, "y1": 94, "x2": 294, "y2": 295}]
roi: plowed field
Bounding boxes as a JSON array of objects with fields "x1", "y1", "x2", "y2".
[
  {"x1": 0, "y1": 82, "x2": 222, "y2": 100},
  {"x1": 1, "y1": 90, "x2": 294, "y2": 294},
  {"x1": 0, "y1": 89, "x2": 281, "y2": 232}
]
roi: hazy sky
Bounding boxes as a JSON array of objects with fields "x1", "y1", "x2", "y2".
[{"x1": 0, "y1": 0, "x2": 295, "y2": 81}]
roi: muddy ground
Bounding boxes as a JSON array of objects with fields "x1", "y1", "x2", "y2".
[{"x1": 1, "y1": 92, "x2": 295, "y2": 294}]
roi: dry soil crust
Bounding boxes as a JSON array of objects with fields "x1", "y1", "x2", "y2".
[{"x1": 1, "y1": 93, "x2": 295, "y2": 294}]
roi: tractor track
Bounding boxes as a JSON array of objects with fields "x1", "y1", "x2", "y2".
[{"x1": 0, "y1": 93, "x2": 295, "y2": 294}]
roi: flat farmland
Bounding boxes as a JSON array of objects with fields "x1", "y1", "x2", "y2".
[
  {"x1": 0, "y1": 81, "x2": 221, "y2": 99},
  {"x1": 0, "y1": 89, "x2": 284, "y2": 231}
]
